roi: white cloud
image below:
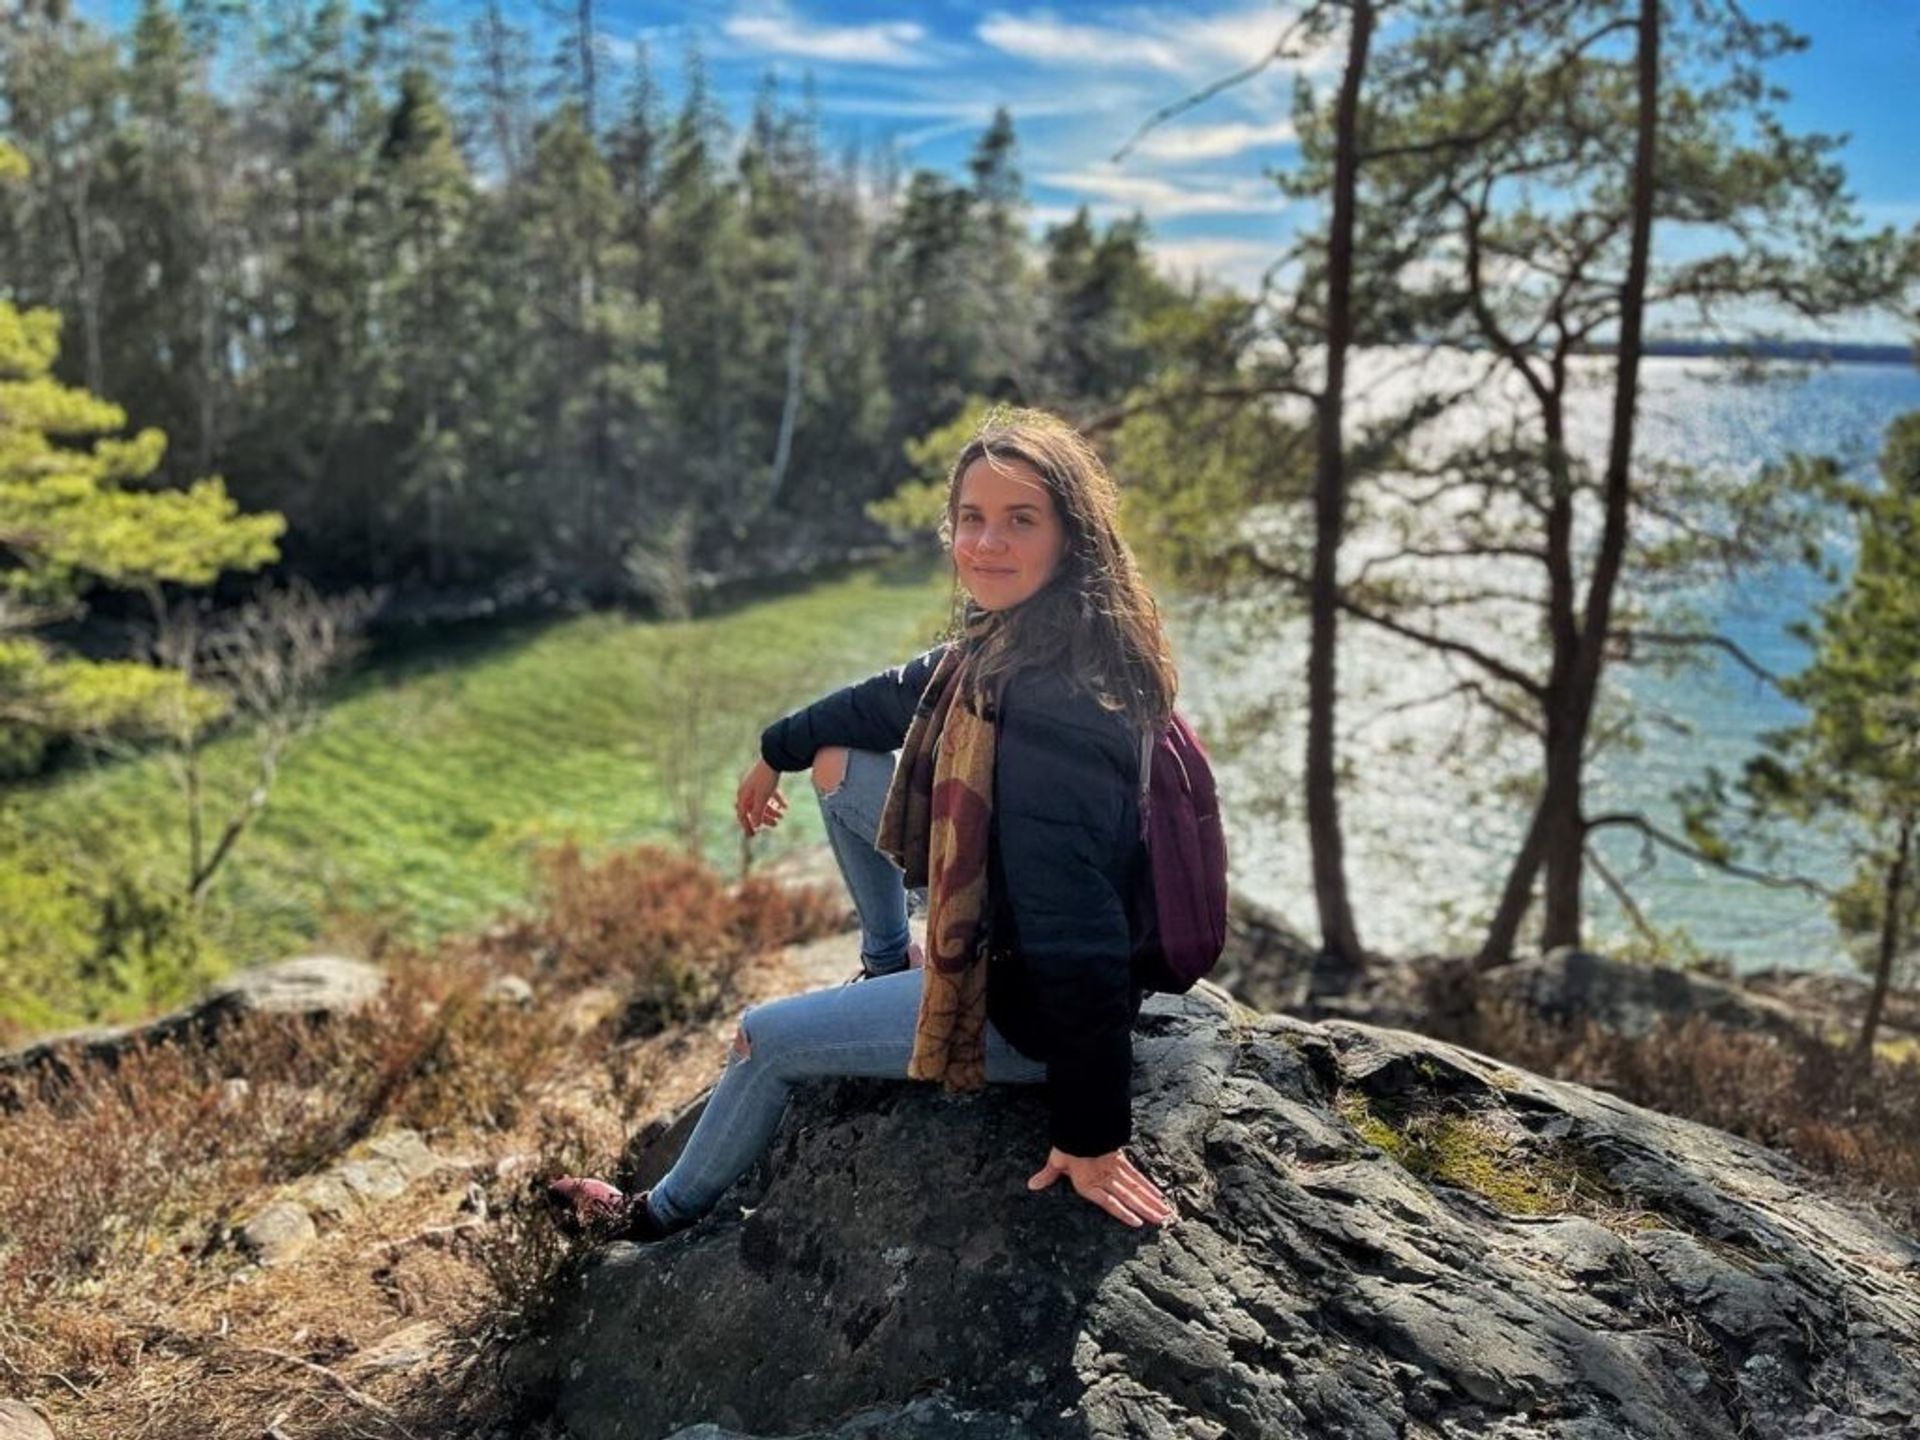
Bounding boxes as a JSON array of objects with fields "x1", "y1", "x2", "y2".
[
  {"x1": 820, "y1": 93, "x2": 1104, "y2": 122},
  {"x1": 978, "y1": 5, "x2": 1331, "y2": 78},
  {"x1": 977, "y1": 13, "x2": 1188, "y2": 72},
  {"x1": 1031, "y1": 204, "x2": 1107, "y2": 230},
  {"x1": 1184, "y1": 6, "x2": 1330, "y2": 72},
  {"x1": 722, "y1": 6, "x2": 932, "y2": 67},
  {"x1": 893, "y1": 116, "x2": 988, "y2": 150},
  {"x1": 1036, "y1": 164, "x2": 1285, "y2": 219},
  {"x1": 1129, "y1": 118, "x2": 1296, "y2": 161}
]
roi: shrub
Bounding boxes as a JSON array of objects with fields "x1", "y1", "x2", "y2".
[
  {"x1": 485, "y1": 840, "x2": 842, "y2": 1027},
  {"x1": 0, "y1": 839, "x2": 842, "y2": 1308},
  {"x1": 0, "y1": 829, "x2": 225, "y2": 1039}
]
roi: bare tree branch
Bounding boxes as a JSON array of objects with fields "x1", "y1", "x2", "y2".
[
  {"x1": 1583, "y1": 841, "x2": 1662, "y2": 947},
  {"x1": 1351, "y1": 542, "x2": 1550, "y2": 584},
  {"x1": 1607, "y1": 628, "x2": 1783, "y2": 687},
  {"x1": 1110, "y1": 11, "x2": 1317, "y2": 165},
  {"x1": 1584, "y1": 809, "x2": 1838, "y2": 899},
  {"x1": 1336, "y1": 589, "x2": 1547, "y2": 697},
  {"x1": 1241, "y1": 546, "x2": 1549, "y2": 697}
]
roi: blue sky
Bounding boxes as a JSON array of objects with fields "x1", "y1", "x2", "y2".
[
  {"x1": 585, "y1": 0, "x2": 1920, "y2": 336},
  {"x1": 593, "y1": 1, "x2": 1326, "y2": 295},
  {"x1": 78, "y1": 1, "x2": 1920, "y2": 335},
  {"x1": 580, "y1": 0, "x2": 1338, "y2": 295}
]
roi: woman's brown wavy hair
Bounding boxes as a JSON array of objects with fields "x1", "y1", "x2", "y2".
[{"x1": 936, "y1": 406, "x2": 1178, "y2": 736}]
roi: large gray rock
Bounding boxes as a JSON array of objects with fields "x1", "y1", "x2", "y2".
[
  {"x1": 0, "y1": 1401, "x2": 53, "y2": 1440},
  {"x1": 200, "y1": 953, "x2": 385, "y2": 1020},
  {"x1": 237, "y1": 1200, "x2": 317, "y2": 1266},
  {"x1": 287, "y1": 1127, "x2": 445, "y2": 1227},
  {"x1": 659, "y1": 1395, "x2": 1027, "y2": 1439},
  {"x1": 1482, "y1": 948, "x2": 1810, "y2": 1043},
  {"x1": 0, "y1": 955, "x2": 383, "y2": 1084},
  {"x1": 505, "y1": 984, "x2": 1920, "y2": 1439}
]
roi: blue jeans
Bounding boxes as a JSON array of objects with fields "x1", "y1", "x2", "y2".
[
  {"x1": 819, "y1": 744, "x2": 929, "y2": 978},
  {"x1": 645, "y1": 747, "x2": 1047, "y2": 1228}
]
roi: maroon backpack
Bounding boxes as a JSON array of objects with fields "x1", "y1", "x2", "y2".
[{"x1": 1128, "y1": 711, "x2": 1229, "y2": 994}]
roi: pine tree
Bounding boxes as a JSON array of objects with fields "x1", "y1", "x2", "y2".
[
  {"x1": 0, "y1": 140, "x2": 283, "y2": 769},
  {"x1": 1738, "y1": 414, "x2": 1920, "y2": 1061},
  {"x1": 228, "y1": 0, "x2": 387, "y2": 578},
  {"x1": 366, "y1": 64, "x2": 477, "y2": 583},
  {"x1": 104, "y1": 0, "x2": 236, "y2": 479},
  {"x1": 0, "y1": 4, "x2": 123, "y2": 395}
]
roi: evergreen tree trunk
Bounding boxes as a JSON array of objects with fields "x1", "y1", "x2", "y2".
[
  {"x1": 1539, "y1": 710, "x2": 1590, "y2": 948},
  {"x1": 1481, "y1": 0, "x2": 1659, "y2": 963},
  {"x1": 1546, "y1": 0, "x2": 1659, "y2": 951},
  {"x1": 1479, "y1": 802, "x2": 1547, "y2": 968},
  {"x1": 1858, "y1": 811, "x2": 1914, "y2": 1063},
  {"x1": 1306, "y1": 0, "x2": 1374, "y2": 968}
]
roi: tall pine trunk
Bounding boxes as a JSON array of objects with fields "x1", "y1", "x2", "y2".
[
  {"x1": 1306, "y1": 0, "x2": 1375, "y2": 968},
  {"x1": 1857, "y1": 811, "x2": 1914, "y2": 1063},
  {"x1": 1480, "y1": 0, "x2": 1659, "y2": 964}
]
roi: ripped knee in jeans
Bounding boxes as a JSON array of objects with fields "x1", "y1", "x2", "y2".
[
  {"x1": 810, "y1": 746, "x2": 849, "y2": 799},
  {"x1": 730, "y1": 1018, "x2": 751, "y2": 1062}
]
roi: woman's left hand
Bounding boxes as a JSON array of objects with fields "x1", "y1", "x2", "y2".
[{"x1": 1027, "y1": 1146, "x2": 1177, "y2": 1228}]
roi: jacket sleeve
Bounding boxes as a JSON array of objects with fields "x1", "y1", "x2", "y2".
[
  {"x1": 759, "y1": 643, "x2": 949, "y2": 773},
  {"x1": 995, "y1": 675, "x2": 1136, "y2": 1158}
]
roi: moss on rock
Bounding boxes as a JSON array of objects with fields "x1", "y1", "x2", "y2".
[{"x1": 1336, "y1": 1091, "x2": 1661, "y2": 1231}]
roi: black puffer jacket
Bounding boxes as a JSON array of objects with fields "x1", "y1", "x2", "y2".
[{"x1": 760, "y1": 643, "x2": 1149, "y2": 1157}]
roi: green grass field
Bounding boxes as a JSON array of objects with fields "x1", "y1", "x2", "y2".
[{"x1": 4, "y1": 554, "x2": 955, "y2": 1030}]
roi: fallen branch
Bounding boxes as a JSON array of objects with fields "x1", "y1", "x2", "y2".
[
  {"x1": 376, "y1": 1218, "x2": 486, "y2": 1254},
  {"x1": 233, "y1": 1344, "x2": 418, "y2": 1438}
]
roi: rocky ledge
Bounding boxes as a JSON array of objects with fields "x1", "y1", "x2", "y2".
[{"x1": 505, "y1": 982, "x2": 1920, "y2": 1439}]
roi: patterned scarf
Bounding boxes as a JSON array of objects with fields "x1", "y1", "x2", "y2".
[{"x1": 876, "y1": 605, "x2": 1003, "y2": 1094}]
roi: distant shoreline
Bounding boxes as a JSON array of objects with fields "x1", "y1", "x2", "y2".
[
  {"x1": 1621, "y1": 339, "x2": 1913, "y2": 367},
  {"x1": 1401, "y1": 337, "x2": 1916, "y2": 370}
]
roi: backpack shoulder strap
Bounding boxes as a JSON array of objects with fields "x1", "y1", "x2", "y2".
[{"x1": 1138, "y1": 726, "x2": 1154, "y2": 807}]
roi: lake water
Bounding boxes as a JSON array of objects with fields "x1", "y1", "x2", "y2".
[{"x1": 1172, "y1": 354, "x2": 1920, "y2": 975}]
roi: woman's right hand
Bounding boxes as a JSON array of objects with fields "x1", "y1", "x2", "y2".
[{"x1": 736, "y1": 757, "x2": 788, "y2": 837}]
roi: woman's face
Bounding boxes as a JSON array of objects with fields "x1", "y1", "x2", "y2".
[{"x1": 952, "y1": 455, "x2": 1069, "y2": 612}]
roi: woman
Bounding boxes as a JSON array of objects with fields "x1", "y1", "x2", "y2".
[{"x1": 547, "y1": 407, "x2": 1180, "y2": 1238}]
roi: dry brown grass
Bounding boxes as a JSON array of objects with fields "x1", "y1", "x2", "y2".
[
  {"x1": 0, "y1": 840, "x2": 845, "y2": 1438},
  {"x1": 1448, "y1": 992, "x2": 1920, "y2": 1232}
]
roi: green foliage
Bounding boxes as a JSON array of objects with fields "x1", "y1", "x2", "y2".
[
  {"x1": 867, "y1": 397, "x2": 999, "y2": 537},
  {"x1": 0, "y1": 640, "x2": 223, "y2": 775},
  {"x1": 1, "y1": 210, "x2": 279, "y2": 755},
  {"x1": 0, "y1": 811, "x2": 223, "y2": 1035},
  {"x1": 0, "y1": 8, "x2": 1287, "y2": 601},
  {"x1": 1740, "y1": 411, "x2": 1920, "y2": 965},
  {"x1": 0, "y1": 127, "x2": 283, "y2": 1032},
  {"x1": 1109, "y1": 390, "x2": 1313, "y2": 592}
]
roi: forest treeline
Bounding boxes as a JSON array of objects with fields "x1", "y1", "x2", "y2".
[{"x1": 1, "y1": 0, "x2": 1255, "y2": 606}]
